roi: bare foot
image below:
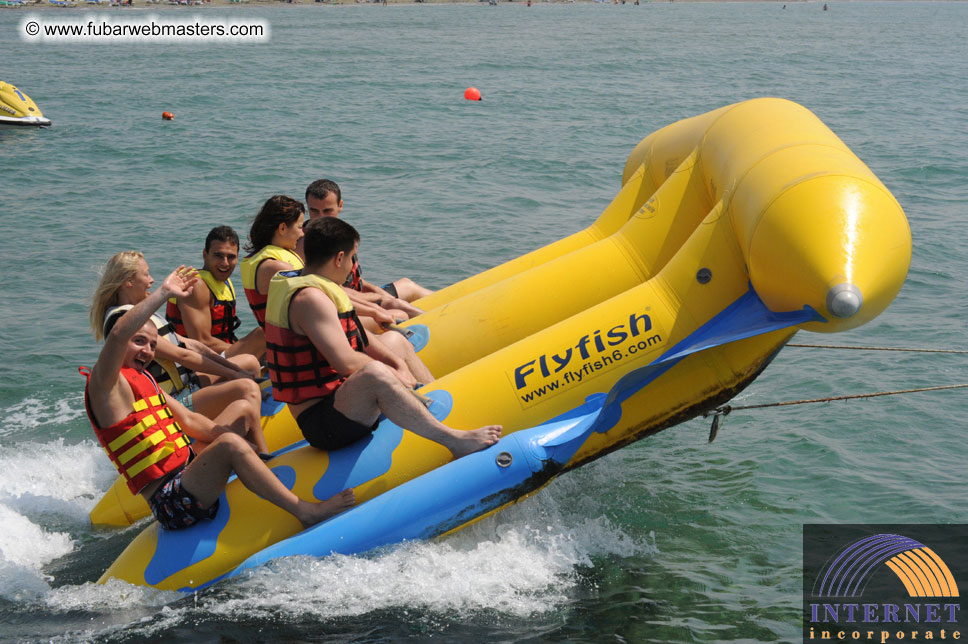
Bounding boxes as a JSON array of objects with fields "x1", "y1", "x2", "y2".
[
  {"x1": 448, "y1": 425, "x2": 502, "y2": 459},
  {"x1": 296, "y1": 488, "x2": 356, "y2": 528}
]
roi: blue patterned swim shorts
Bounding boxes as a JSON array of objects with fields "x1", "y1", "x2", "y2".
[{"x1": 147, "y1": 467, "x2": 219, "y2": 530}]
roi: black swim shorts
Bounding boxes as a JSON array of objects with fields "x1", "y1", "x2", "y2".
[
  {"x1": 296, "y1": 394, "x2": 379, "y2": 451},
  {"x1": 147, "y1": 467, "x2": 219, "y2": 531},
  {"x1": 381, "y1": 282, "x2": 398, "y2": 299}
]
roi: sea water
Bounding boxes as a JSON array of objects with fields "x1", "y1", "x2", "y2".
[{"x1": 0, "y1": 2, "x2": 966, "y2": 642}]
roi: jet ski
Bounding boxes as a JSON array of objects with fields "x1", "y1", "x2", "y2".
[{"x1": 0, "y1": 82, "x2": 51, "y2": 128}]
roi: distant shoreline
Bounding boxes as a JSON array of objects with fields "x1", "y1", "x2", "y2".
[{"x1": 3, "y1": 0, "x2": 835, "y2": 9}]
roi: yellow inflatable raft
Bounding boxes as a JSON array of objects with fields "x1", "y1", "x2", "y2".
[{"x1": 98, "y1": 98, "x2": 910, "y2": 591}]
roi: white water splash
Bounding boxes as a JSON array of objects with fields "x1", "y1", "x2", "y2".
[
  {"x1": 0, "y1": 439, "x2": 118, "y2": 602},
  {"x1": 0, "y1": 438, "x2": 657, "y2": 644},
  {"x1": 202, "y1": 467, "x2": 656, "y2": 621},
  {"x1": 0, "y1": 396, "x2": 85, "y2": 437},
  {"x1": 43, "y1": 583, "x2": 187, "y2": 644},
  {"x1": 0, "y1": 504, "x2": 74, "y2": 601},
  {"x1": 45, "y1": 578, "x2": 180, "y2": 612},
  {"x1": 0, "y1": 439, "x2": 117, "y2": 520}
]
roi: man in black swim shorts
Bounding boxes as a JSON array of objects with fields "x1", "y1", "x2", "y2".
[{"x1": 264, "y1": 216, "x2": 503, "y2": 457}]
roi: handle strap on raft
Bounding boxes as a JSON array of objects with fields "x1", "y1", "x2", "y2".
[
  {"x1": 703, "y1": 383, "x2": 968, "y2": 443},
  {"x1": 255, "y1": 376, "x2": 274, "y2": 401},
  {"x1": 409, "y1": 388, "x2": 433, "y2": 408},
  {"x1": 383, "y1": 323, "x2": 414, "y2": 340}
]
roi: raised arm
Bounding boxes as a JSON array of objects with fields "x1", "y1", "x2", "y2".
[{"x1": 90, "y1": 267, "x2": 198, "y2": 394}]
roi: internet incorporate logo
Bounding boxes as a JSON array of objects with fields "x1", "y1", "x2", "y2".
[
  {"x1": 803, "y1": 525, "x2": 964, "y2": 643},
  {"x1": 815, "y1": 534, "x2": 959, "y2": 599}
]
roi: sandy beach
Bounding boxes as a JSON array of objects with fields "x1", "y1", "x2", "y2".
[{"x1": 3, "y1": 0, "x2": 778, "y2": 9}]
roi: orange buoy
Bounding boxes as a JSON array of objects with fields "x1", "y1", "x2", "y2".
[
  {"x1": 463, "y1": 87, "x2": 482, "y2": 101},
  {"x1": 162, "y1": 111, "x2": 174, "y2": 120}
]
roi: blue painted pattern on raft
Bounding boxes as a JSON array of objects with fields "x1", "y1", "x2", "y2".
[
  {"x1": 311, "y1": 390, "x2": 453, "y2": 500},
  {"x1": 145, "y1": 491, "x2": 232, "y2": 585}
]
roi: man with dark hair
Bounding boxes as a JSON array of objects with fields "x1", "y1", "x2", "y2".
[
  {"x1": 84, "y1": 266, "x2": 354, "y2": 531},
  {"x1": 167, "y1": 225, "x2": 265, "y2": 360},
  {"x1": 304, "y1": 179, "x2": 432, "y2": 320},
  {"x1": 265, "y1": 217, "x2": 501, "y2": 456},
  {"x1": 304, "y1": 179, "x2": 343, "y2": 218}
]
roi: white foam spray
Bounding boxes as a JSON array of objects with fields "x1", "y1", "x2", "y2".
[
  {"x1": 0, "y1": 438, "x2": 117, "y2": 601},
  {"x1": 0, "y1": 396, "x2": 85, "y2": 438},
  {"x1": 201, "y1": 459, "x2": 656, "y2": 621}
]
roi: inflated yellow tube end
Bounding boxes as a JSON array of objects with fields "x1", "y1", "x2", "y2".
[
  {"x1": 622, "y1": 103, "x2": 731, "y2": 187},
  {"x1": 89, "y1": 476, "x2": 147, "y2": 528},
  {"x1": 747, "y1": 175, "x2": 911, "y2": 332}
]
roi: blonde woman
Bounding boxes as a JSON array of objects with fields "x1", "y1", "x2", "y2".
[{"x1": 91, "y1": 251, "x2": 268, "y2": 454}]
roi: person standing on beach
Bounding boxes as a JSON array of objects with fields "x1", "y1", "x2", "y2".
[
  {"x1": 265, "y1": 216, "x2": 501, "y2": 455},
  {"x1": 166, "y1": 225, "x2": 266, "y2": 360},
  {"x1": 83, "y1": 266, "x2": 354, "y2": 530}
]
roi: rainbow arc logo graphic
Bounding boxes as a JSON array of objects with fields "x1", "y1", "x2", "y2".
[{"x1": 814, "y1": 533, "x2": 960, "y2": 598}]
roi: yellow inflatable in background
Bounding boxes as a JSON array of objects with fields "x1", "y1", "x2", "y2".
[
  {"x1": 0, "y1": 81, "x2": 51, "y2": 127},
  {"x1": 98, "y1": 98, "x2": 910, "y2": 592}
]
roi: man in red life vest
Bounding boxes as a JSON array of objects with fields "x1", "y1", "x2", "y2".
[
  {"x1": 265, "y1": 217, "x2": 502, "y2": 456},
  {"x1": 84, "y1": 266, "x2": 354, "y2": 530},
  {"x1": 167, "y1": 226, "x2": 266, "y2": 361}
]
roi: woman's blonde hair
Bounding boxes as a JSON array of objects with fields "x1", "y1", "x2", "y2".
[{"x1": 90, "y1": 250, "x2": 145, "y2": 341}]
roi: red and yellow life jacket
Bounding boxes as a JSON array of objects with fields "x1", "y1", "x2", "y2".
[
  {"x1": 240, "y1": 245, "x2": 305, "y2": 329},
  {"x1": 80, "y1": 365, "x2": 191, "y2": 495},
  {"x1": 165, "y1": 270, "x2": 241, "y2": 343},
  {"x1": 264, "y1": 270, "x2": 368, "y2": 404},
  {"x1": 343, "y1": 253, "x2": 363, "y2": 292}
]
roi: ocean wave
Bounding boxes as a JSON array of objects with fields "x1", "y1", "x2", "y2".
[
  {"x1": 194, "y1": 470, "x2": 656, "y2": 621},
  {"x1": 0, "y1": 504, "x2": 74, "y2": 602},
  {"x1": 0, "y1": 396, "x2": 86, "y2": 438},
  {"x1": 0, "y1": 439, "x2": 116, "y2": 516}
]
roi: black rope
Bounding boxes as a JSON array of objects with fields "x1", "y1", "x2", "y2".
[
  {"x1": 788, "y1": 343, "x2": 968, "y2": 355},
  {"x1": 703, "y1": 383, "x2": 968, "y2": 443}
]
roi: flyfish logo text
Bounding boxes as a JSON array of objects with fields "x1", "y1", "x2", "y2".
[{"x1": 511, "y1": 309, "x2": 663, "y2": 407}]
